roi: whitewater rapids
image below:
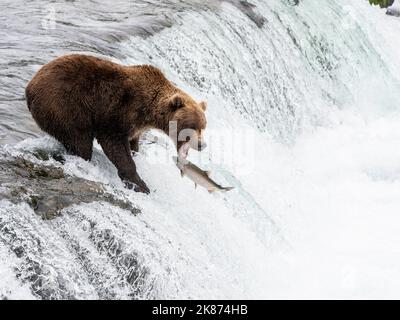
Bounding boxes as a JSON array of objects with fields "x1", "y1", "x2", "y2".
[{"x1": 0, "y1": 0, "x2": 400, "y2": 299}]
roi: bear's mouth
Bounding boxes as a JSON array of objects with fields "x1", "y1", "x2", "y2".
[{"x1": 178, "y1": 142, "x2": 190, "y2": 159}]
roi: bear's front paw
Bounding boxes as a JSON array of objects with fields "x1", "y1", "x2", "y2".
[
  {"x1": 134, "y1": 183, "x2": 150, "y2": 194},
  {"x1": 124, "y1": 179, "x2": 150, "y2": 194}
]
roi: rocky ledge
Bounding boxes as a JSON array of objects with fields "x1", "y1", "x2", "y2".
[
  {"x1": 0, "y1": 152, "x2": 140, "y2": 220},
  {"x1": 0, "y1": 150, "x2": 156, "y2": 300}
]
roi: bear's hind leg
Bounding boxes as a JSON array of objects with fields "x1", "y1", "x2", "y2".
[
  {"x1": 97, "y1": 134, "x2": 150, "y2": 194},
  {"x1": 57, "y1": 131, "x2": 94, "y2": 161}
]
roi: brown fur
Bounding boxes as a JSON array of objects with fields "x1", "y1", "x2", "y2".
[{"x1": 26, "y1": 54, "x2": 207, "y2": 193}]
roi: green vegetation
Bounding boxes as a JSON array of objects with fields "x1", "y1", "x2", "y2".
[{"x1": 368, "y1": 0, "x2": 395, "y2": 8}]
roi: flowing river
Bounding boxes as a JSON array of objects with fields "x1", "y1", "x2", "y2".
[{"x1": 0, "y1": 0, "x2": 400, "y2": 299}]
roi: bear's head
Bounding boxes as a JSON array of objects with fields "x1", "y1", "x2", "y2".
[{"x1": 163, "y1": 92, "x2": 207, "y2": 158}]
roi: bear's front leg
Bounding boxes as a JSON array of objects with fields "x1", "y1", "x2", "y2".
[{"x1": 97, "y1": 134, "x2": 150, "y2": 194}]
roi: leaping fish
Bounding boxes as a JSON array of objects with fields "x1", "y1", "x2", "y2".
[{"x1": 172, "y1": 156, "x2": 234, "y2": 193}]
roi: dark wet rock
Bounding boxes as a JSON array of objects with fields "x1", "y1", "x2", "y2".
[
  {"x1": 386, "y1": 7, "x2": 400, "y2": 16},
  {"x1": 31, "y1": 149, "x2": 66, "y2": 164},
  {"x1": 226, "y1": 0, "x2": 267, "y2": 28},
  {"x1": 89, "y1": 228, "x2": 153, "y2": 298},
  {"x1": 286, "y1": 0, "x2": 300, "y2": 5},
  {"x1": 0, "y1": 154, "x2": 140, "y2": 219}
]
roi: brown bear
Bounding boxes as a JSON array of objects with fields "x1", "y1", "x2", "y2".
[{"x1": 26, "y1": 54, "x2": 207, "y2": 194}]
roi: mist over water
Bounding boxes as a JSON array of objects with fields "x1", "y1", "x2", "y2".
[{"x1": 1, "y1": 0, "x2": 400, "y2": 299}]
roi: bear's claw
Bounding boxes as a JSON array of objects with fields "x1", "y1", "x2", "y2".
[
  {"x1": 134, "y1": 184, "x2": 150, "y2": 194},
  {"x1": 124, "y1": 180, "x2": 150, "y2": 194}
]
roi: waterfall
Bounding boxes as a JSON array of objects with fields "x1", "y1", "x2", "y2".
[{"x1": 1, "y1": 0, "x2": 400, "y2": 299}]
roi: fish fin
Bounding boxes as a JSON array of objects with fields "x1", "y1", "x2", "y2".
[
  {"x1": 205, "y1": 170, "x2": 211, "y2": 176},
  {"x1": 222, "y1": 187, "x2": 234, "y2": 192},
  {"x1": 208, "y1": 190, "x2": 214, "y2": 194},
  {"x1": 180, "y1": 170, "x2": 184, "y2": 178},
  {"x1": 194, "y1": 183, "x2": 197, "y2": 189}
]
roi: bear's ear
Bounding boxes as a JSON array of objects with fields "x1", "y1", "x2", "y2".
[
  {"x1": 200, "y1": 101, "x2": 207, "y2": 111},
  {"x1": 169, "y1": 94, "x2": 184, "y2": 111}
]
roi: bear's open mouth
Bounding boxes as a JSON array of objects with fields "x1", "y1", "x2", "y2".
[{"x1": 178, "y1": 142, "x2": 190, "y2": 159}]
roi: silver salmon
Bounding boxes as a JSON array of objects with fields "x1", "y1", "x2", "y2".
[{"x1": 172, "y1": 156, "x2": 234, "y2": 193}]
